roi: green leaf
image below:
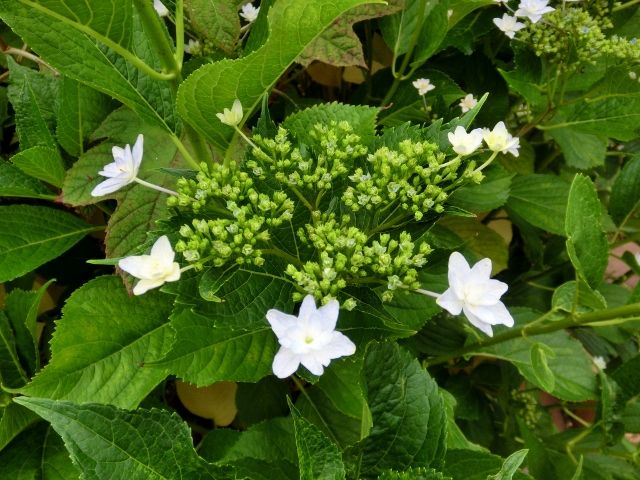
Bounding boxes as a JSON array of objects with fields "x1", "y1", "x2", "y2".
[
  {"x1": 235, "y1": 377, "x2": 290, "y2": 426},
  {"x1": 609, "y1": 154, "x2": 640, "y2": 226},
  {"x1": 10, "y1": 146, "x2": 66, "y2": 188},
  {"x1": 565, "y1": 174, "x2": 608, "y2": 288},
  {"x1": 486, "y1": 449, "x2": 528, "y2": 480},
  {"x1": 442, "y1": 450, "x2": 533, "y2": 480},
  {"x1": 377, "y1": 467, "x2": 452, "y2": 479},
  {"x1": 529, "y1": 344, "x2": 555, "y2": 393},
  {"x1": 0, "y1": 312, "x2": 30, "y2": 388},
  {"x1": 546, "y1": 129, "x2": 607, "y2": 170},
  {"x1": 177, "y1": 0, "x2": 382, "y2": 151},
  {"x1": 439, "y1": 389, "x2": 485, "y2": 452},
  {"x1": 56, "y1": 76, "x2": 115, "y2": 156},
  {"x1": 0, "y1": 162, "x2": 55, "y2": 200},
  {"x1": 20, "y1": 276, "x2": 174, "y2": 409},
  {"x1": 15, "y1": 398, "x2": 226, "y2": 479},
  {"x1": 611, "y1": 354, "x2": 640, "y2": 403},
  {"x1": 0, "y1": 4, "x2": 178, "y2": 134},
  {"x1": 379, "y1": 0, "x2": 438, "y2": 58},
  {"x1": 290, "y1": 399, "x2": 346, "y2": 480},
  {"x1": 350, "y1": 342, "x2": 446, "y2": 477},
  {"x1": 0, "y1": 402, "x2": 40, "y2": 452},
  {"x1": 448, "y1": 166, "x2": 514, "y2": 213},
  {"x1": 0, "y1": 205, "x2": 96, "y2": 283},
  {"x1": 551, "y1": 280, "x2": 607, "y2": 314},
  {"x1": 506, "y1": 174, "x2": 571, "y2": 236},
  {"x1": 152, "y1": 307, "x2": 278, "y2": 386},
  {"x1": 185, "y1": 0, "x2": 242, "y2": 55}
]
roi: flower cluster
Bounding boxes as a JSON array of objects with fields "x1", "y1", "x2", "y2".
[
  {"x1": 492, "y1": 0, "x2": 554, "y2": 39},
  {"x1": 448, "y1": 121, "x2": 520, "y2": 158}
]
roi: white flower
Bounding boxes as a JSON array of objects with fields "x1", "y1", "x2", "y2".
[
  {"x1": 216, "y1": 99, "x2": 243, "y2": 127},
  {"x1": 593, "y1": 356, "x2": 607, "y2": 371},
  {"x1": 515, "y1": 0, "x2": 555, "y2": 23},
  {"x1": 436, "y1": 252, "x2": 515, "y2": 337},
  {"x1": 91, "y1": 134, "x2": 143, "y2": 197},
  {"x1": 184, "y1": 39, "x2": 200, "y2": 54},
  {"x1": 118, "y1": 236, "x2": 181, "y2": 295},
  {"x1": 240, "y1": 3, "x2": 260, "y2": 23},
  {"x1": 459, "y1": 93, "x2": 478, "y2": 113},
  {"x1": 629, "y1": 71, "x2": 637, "y2": 80},
  {"x1": 483, "y1": 121, "x2": 520, "y2": 157},
  {"x1": 266, "y1": 295, "x2": 356, "y2": 378},
  {"x1": 153, "y1": 0, "x2": 169, "y2": 17},
  {"x1": 412, "y1": 78, "x2": 436, "y2": 96},
  {"x1": 493, "y1": 14, "x2": 526, "y2": 39},
  {"x1": 448, "y1": 126, "x2": 484, "y2": 156}
]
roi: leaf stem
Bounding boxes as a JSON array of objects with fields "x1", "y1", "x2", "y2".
[
  {"x1": 174, "y1": 0, "x2": 185, "y2": 67},
  {"x1": 3, "y1": 47, "x2": 58, "y2": 73},
  {"x1": 612, "y1": 0, "x2": 640, "y2": 11},
  {"x1": 133, "y1": 177, "x2": 178, "y2": 196},
  {"x1": 424, "y1": 303, "x2": 640, "y2": 367},
  {"x1": 169, "y1": 133, "x2": 200, "y2": 169},
  {"x1": 133, "y1": 0, "x2": 180, "y2": 76}
]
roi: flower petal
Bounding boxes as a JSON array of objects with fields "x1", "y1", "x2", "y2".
[
  {"x1": 150, "y1": 235, "x2": 175, "y2": 263},
  {"x1": 316, "y1": 299, "x2": 339, "y2": 331},
  {"x1": 265, "y1": 309, "x2": 299, "y2": 338},
  {"x1": 272, "y1": 348, "x2": 300, "y2": 378},
  {"x1": 462, "y1": 306, "x2": 494, "y2": 336},
  {"x1": 436, "y1": 288, "x2": 463, "y2": 315},
  {"x1": 300, "y1": 355, "x2": 325, "y2": 376},
  {"x1": 118, "y1": 255, "x2": 152, "y2": 279},
  {"x1": 298, "y1": 295, "x2": 317, "y2": 323},
  {"x1": 91, "y1": 176, "x2": 130, "y2": 196},
  {"x1": 131, "y1": 134, "x2": 144, "y2": 173},
  {"x1": 469, "y1": 257, "x2": 492, "y2": 281},
  {"x1": 132, "y1": 278, "x2": 165, "y2": 295},
  {"x1": 324, "y1": 331, "x2": 356, "y2": 360},
  {"x1": 468, "y1": 301, "x2": 514, "y2": 327},
  {"x1": 448, "y1": 252, "x2": 471, "y2": 297}
]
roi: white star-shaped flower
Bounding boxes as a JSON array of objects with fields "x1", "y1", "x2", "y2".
[
  {"x1": 483, "y1": 121, "x2": 520, "y2": 157},
  {"x1": 153, "y1": 0, "x2": 169, "y2": 17},
  {"x1": 266, "y1": 295, "x2": 356, "y2": 378},
  {"x1": 91, "y1": 134, "x2": 143, "y2": 197},
  {"x1": 412, "y1": 78, "x2": 436, "y2": 96},
  {"x1": 184, "y1": 39, "x2": 200, "y2": 55},
  {"x1": 118, "y1": 235, "x2": 181, "y2": 295},
  {"x1": 515, "y1": 0, "x2": 555, "y2": 23},
  {"x1": 493, "y1": 14, "x2": 526, "y2": 39},
  {"x1": 436, "y1": 252, "x2": 514, "y2": 337},
  {"x1": 216, "y1": 99, "x2": 244, "y2": 127},
  {"x1": 459, "y1": 93, "x2": 478, "y2": 113},
  {"x1": 448, "y1": 126, "x2": 484, "y2": 156},
  {"x1": 240, "y1": 3, "x2": 260, "y2": 23}
]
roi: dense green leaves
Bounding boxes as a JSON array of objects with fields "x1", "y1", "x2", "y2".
[
  {"x1": 185, "y1": 0, "x2": 242, "y2": 55},
  {"x1": 0, "y1": 162, "x2": 55, "y2": 200},
  {"x1": 21, "y1": 276, "x2": 174, "y2": 409},
  {"x1": 609, "y1": 154, "x2": 640, "y2": 226},
  {"x1": 0, "y1": 205, "x2": 97, "y2": 283},
  {"x1": 15, "y1": 398, "x2": 225, "y2": 479},
  {"x1": 177, "y1": 0, "x2": 382, "y2": 150},
  {"x1": 10, "y1": 146, "x2": 65, "y2": 188}
]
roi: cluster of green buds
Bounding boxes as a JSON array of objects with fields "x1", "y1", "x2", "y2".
[
  {"x1": 520, "y1": 5, "x2": 640, "y2": 68},
  {"x1": 248, "y1": 122, "x2": 367, "y2": 193},
  {"x1": 170, "y1": 161, "x2": 294, "y2": 270},
  {"x1": 342, "y1": 139, "x2": 463, "y2": 221},
  {"x1": 286, "y1": 213, "x2": 431, "y2": 305}
]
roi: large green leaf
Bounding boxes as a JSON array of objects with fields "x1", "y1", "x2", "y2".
[
  {"x1": 0, "y1": 162, "x2": 55, "y2": 200},
  {"x1": 0, "y1": 205, "x2": 97, "y2": 283},
  {"x1": 565, "y1": 174, "x2": 608, "y2": 288},
  {"x1": 442, "y1": 450, "x2": 533, "y2": 480},
  {"x1": 448, "y1": 166, "x2": 514, "y2": 213},
  {"x1": 177, "y1": 0, "x2": 382, "y2": 151},
  {"x1": 0, "y1": 312, "x2": 29, "y2": 388},
  {"x1": 0, "y1": 402, "x2": 40, "y2": 452},
  {"x1": 0, "y1": 3, "x2": 177, "y2": 133},
  {"x1": 185, "y1": 0, "x2": 242, "y2": 54},
  {"x1": 20, "y1": 276, "x2": 174, "y2": 409},
  {"x1": 348, "y1": 342, "x2": 446, "y2": 478},
  {"x1": 546, "y1": 129, "x2": 607, "y2": 170},
  {"x1": 609, "y1": 154, "x2": 640, "y2": 226},
  {"x1": 506, "y1": 174, "x2": 571, "y2": 236},
  {"x1": 10, "y1": 146, "x2": 66, "y2": 188},
  {"x1": 290, "y1": 401, "x2": 346, "y2": 480},
  {"x1": 15, "y1": 398, "x2": 227, "y2": 480}
]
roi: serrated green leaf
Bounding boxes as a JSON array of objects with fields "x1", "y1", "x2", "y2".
[
  {"x1": 439, "y1": 389, "x2": 485, "y2": 452},
  {"x1": 290, "y1": 399, "x2": 346, "y2": 480},
  {"x1": 546, "y1": 129, "x2": 607, "y2": 170},
  {"x1": 350, "y1": 342, "x2": 446, "y2": 477},
  {"x1": 609, "y1": 154, "x2": 640, "y2": 226},
  {"x1": 10, "y1": 146, "x2": 66, "y2": 188},
  {"x1": 0, "y1": 312, "x2": 30, "y2": 388},
  {"x1": 486, "y1": 449, "x2": 528, "y2": 480},
  {"x1": 0, "y1": 4, "x2": 178, "y2": 134},
  {"x1": 185, "y1": 0, "x2": 242, "y2": 55},
  {"x1": 611, "y1": 354, "x2": 640, "y2": 403},
  {"x1": 0, "y1": 162, "x2": 55, "y2": 200},
  {"x1": 565, "y1": 174, "x2": 608, "y2": 288},
  {"x1": 529, "y1": 342, "x2": 556, "y2": 394},
  {"x1": 506, "y1": 174, "x2": 571, "y2": 236},
  {"x1": 551, "y1": 280, "x2": 607, "y2": 314},
  {"x1": 448, "y1": 166, "x2": 514, "y2": 213},
  {"x1": 56, "y1": 76, "x2": 115, "y2": 156},
  {"x1": 20, "y1": 276, "x2": 174, "y2": 409},
  {"x1": 15, "y1": 398, "x2": 226, "y2": 480},
  {"x1": 0, "y1": 402, "x2": 40, "y2": 452},
  {"x1": 377, "y1": 467, "x2": 452, "y2": 480},
  {"x1": 0, "y1": 205, "x2": 97, "y2": 283},
  {"x1": 379, "y1": 0, "x2": 437, "y2": 58},
  {"x1": 443, "y1": 449, "x2": 533, "y2": 480},
  {"x1": 177, "y1": 0, "x2": 382, "y2": 151}
]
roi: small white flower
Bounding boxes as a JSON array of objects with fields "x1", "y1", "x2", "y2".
[
  {"x1": 459, "y1": 93, "x2": 478, "y2": 113},
  {"x1": 515, "y1": 0, "x2": 555, "y2": 23},
  {"x1": 240, "y1": 3, "x2": 260, "y2": 23},
  {"x1": 447, "y1": 9, "x2": 453, "y2": 19},
  {"x1": 483, "y1": 121, "x2": 520, "y2": 157},
  {"x1": 216, "y1": 99, "x2": 243, "y2": 127},
  {"x1": 153, "y1": 0, "x2": 169, "y2": 17},
  {"x1": 448, "y1": 126, "x2": 484, "y2": 156},
  {"x1": 118, "y1": 235, "x2": 181, "y2": 295},
  {"x1": 493, "y1": 14, "x2": 526, "y2": 39},
  {"x1": 437, "y1": 252, "x2": 515, "y2": 337},
  {"x1": 593, "y1": 356, "x2": 607, "y2": 371},
  {"x1": 412, "y1": 78, "x2": 436, "y2": 96},
  {"x1": 184, "y1": 39, "x2": 200, "y2": 54},
  {"x1": 91, "y1": 134, "x2": 143, "y2": 197},
  {"x1": 629, "y1": 71, "x2": 637, "y2": 80},
  {"x1": 266, "y1": 295, "x2": 356, "y2": 378}
]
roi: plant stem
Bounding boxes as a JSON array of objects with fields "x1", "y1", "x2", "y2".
[
  {"x1": 262, "y1": 248, "x2": 303, "y2": 267},
  {"x1": 3, "y1": 47, "x2": 57, "y2": 73},
  {"x1": 169, "y1": 133, "x2": 200, "y2": 169},
  {"x1": 134, "y1": 177, "x2": 179, "y2": 196},
  {"x1": 133, "y1": 0, "x2": 180, "y2": 76},
  {"x1": 184, "y1": 124, "x2": 211, "y2": 165},
  {"x1": 612, "y1": 0, "x2": 640, "y2": 11},
  {"x1": 424, "y1": 303, "x2": 640, "y2": 367},
  {"x1": 174, "y1": 0, "x2": 185, "y2": 68}
]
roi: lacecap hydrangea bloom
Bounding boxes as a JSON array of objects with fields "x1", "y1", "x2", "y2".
[
  {"x1": 514, "y1": 0, "x2": 555, "y2": 23},
  {"x1": 493, "y1": 14, "x2": 526, "y2": 39},
  {"x1": 240, "y1": 3, "x2": 260, "y2": 23},
  {"x1": 91, "y1": 134, "x2": 143, "y2": 197},
  {"x1": 216, "y1": 99, "x2": 244, "y2": 127},
  {"x1": 412, "y1": 78, "x2": 436, "y2": 96},
  {"x1": 266, "y1": 295, "x2": 356, "y2": 378},
  {"x1": 459, "y1": 94, "x2": 478, "y2": 113},
  {"x1": 437, "y1": 252, "x2": 514, "y2": 337},
  {"x1": 448, "y1": 126, "x2": 484, "y2": 156}
]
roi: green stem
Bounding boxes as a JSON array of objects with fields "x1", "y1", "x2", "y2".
[
  {"x1": 612, "y1": 0, "x2": 640, "y2": 11},
  {"x1": 290, "y1": 186, "x2": 315, "y2": 213},
  {"x1": 184, "y1": 124, "x2": 211, "y2": 165},
  {"x1": 262, "y1": 248, "x2": 303, "y2": 267},
  {"x1": 133, "y1": 177, "x2": 178, "y2": 196},
  {"x1": 175, "y1": 0, "x2": 185, "y2": 67},
  {"x1": 169, "y1": 133, "x2": 200, "y2": 169},
  {"x1": 424, "y1": 303, "x2": 640, "y2": 367},
  {"x1": 133, "y1": 0, "x2": 180, "y2": 75}
]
